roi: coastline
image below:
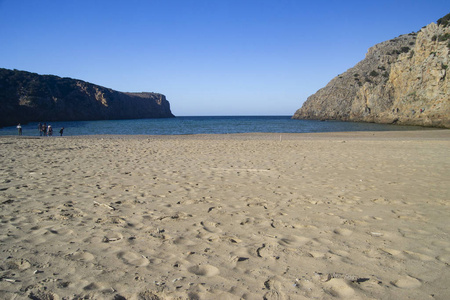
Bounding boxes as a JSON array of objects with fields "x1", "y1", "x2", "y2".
[
  {"x1": 0, "y1": 116, "x2": 438, "y2": 137},
  {"x1": 1, "y1": 130, "x2": 449, "y2": 299},
  {"x1": 2, "y1": 128, "x2": 449, "y2": 140}
]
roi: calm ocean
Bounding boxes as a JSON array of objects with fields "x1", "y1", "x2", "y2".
[{"x1": 0, "y1": 116, "x2": 430, "y2": 136}]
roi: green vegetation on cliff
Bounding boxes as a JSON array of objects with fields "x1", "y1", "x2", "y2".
[{"x1": 437, "y1": 12, "x2": 450, "y2": 27}]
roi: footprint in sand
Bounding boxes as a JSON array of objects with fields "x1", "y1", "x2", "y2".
[
  {"x1": 324, "y1": 278, "x2": 355, "y2": 297},
  {"x1": 6, "y1": 258, "x2": 31, "y2": 270},
  {"x1": 117, "y1": 251, "x2": 149, "y2": 267},
  {"x1": 372, "y1": 197, "x2": 390, "y2": 204},
  {"x1": 256, "y1": 243, "x2": 279, "y2": 259},
  {"x1": 431, "y1": 240, "x2": 450, "y2": 248},
  {"x1": 391, "y1": 276, "x2": 421, "y2": 289},
  {"x1": 29, "y1": 290, "x2": 60, "y2": 300},
  {"x1": 229, "y1": 248, "x2": 251, "y2": 265},
  {"x1": 333, "y1": 228, "x2": 353, "y2": 236},
  {"x1": 380, "y1": 248, "x2": 404, "y2": 257},
  {"x1": 188, "y1": 264, "x2": 219, "y2": 277},
  {"x1": 173, "y1": 236, "x2": 197, "y2": 246},
  {"x1": 278, "y1": 235, "x2": 311, "y2": 247},
  {"x1": 297, "y1": 279, "x2": 323, "y2": 298},
  {"x1": 83, "y1": 282, "x2": 105, "y2": 291},
  {"x1": 197, "y1": 231, "x2": 221, "y2": 242},
  {"x1": 437, "y1": 254, "x2": 450, "y2": 263},
  {"x1": 70, "y1": 251, "x2": 95, "y2": 261},
  {"x1": 200, "y1": 221, "x2": 222, "y2": 233},
  {"x1": 103, "y1": 231, "x2": 123, "y2": 243},
  {"x1": 46, "y1": 227, "x2": 74, "y2": 236},
  {"x1": 403, "y1": 250, "x2": 434, "y2": 261},
  {"x1": 308, "y1": 251, "x2": 326, "y2": 259},
  {"x1": 263, "y1": 277, "x2": 287, "y2": 299}
]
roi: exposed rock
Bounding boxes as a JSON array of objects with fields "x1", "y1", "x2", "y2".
[
  {"x1": 0, "y1": 68, "x2": 174, "y2": 127},
  {"x1": 293, "y1": 13, "x2": 450, "y2": 128}
]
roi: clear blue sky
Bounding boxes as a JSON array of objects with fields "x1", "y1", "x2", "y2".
[{"x1": 0, "y1": 0, "x2": 448, "y2": 116}]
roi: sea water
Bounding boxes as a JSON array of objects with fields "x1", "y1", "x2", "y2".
[{"x1": 0, "y1": 116, "x2": 431, "y2": 136}]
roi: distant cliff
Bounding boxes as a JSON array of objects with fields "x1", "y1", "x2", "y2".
[
  {"x1": 293, "y1": 13, "x2": 450, "y2": 128},
  {"x1": 0, "y1": 68, "x2": 174, "y2": 127}
]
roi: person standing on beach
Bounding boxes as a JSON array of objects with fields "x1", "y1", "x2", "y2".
[
  {"x1": 17, "y1": 123, "x2": 22, "y2": 135},
  {"x1": 38, "y1": 123, "x2": 43, "y2": 136},
  {"x1": 43, "y1": 123, "x2": 47, "y2": 136},
  {"x1": 48, "y1": 125, "x2": 53, "y2": 136},
  {"x1": 59, "y1": 127, "x2": 64, "y2": 136}
]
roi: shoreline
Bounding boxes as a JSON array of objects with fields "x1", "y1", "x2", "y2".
[
  {"x1": 2, "y1": 128, "x2": 450, "y2": 140},
  {"x1": 1, "y1": 130, "x2": 449, "y2": 299}
]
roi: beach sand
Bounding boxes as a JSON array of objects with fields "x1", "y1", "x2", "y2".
[{"x1": 0, "y1": 130, "x2": 449, "y2": 299}]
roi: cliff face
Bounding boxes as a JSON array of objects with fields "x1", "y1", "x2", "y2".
[
  {"x1": 0, "y1": 68, "x2": 174, "y2": 127},
  {"x1": 293, "y1": 14, "x2": 450, "y2": 128}
]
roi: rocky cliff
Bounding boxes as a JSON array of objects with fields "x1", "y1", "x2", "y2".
[
  {"x1": 0, "y1": 68, "x2": 174, "y2": 127},
  {"x1": 293, "y1": 13, "x2": 450, "y2": 128}
]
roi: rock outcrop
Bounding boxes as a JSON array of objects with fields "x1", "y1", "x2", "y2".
[
  {"x1": 293, "y1": 13, "x2": 450, "y2": 128},
  {"x1": 0, "y1": 68, "x2": 174, "y2": 127}
]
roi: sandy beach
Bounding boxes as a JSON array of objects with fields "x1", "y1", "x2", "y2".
[{"x1": 0, "y1": 130, "x2": 449, "y2": 300}]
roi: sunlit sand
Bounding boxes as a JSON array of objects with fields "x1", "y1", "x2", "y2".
[{"x1": 1, "y1": 130, "x2": 449, "y2": 299}]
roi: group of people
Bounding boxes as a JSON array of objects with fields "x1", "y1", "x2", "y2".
[
  {"x1": 16, "y1": 123, "x2": 65, "y2": 136},
  {"x1": 38, "y1": 123, "x2": 64, "y2": 136},
  {"x1": 38, "y1": 123, "x2": 52, "y2": 136}
]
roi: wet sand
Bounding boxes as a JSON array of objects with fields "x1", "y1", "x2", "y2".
[{"x1": 0, "y1": 130, "x2": 449, "y2": 299}]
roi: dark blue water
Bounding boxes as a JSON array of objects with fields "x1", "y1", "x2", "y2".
[{"x1": 0, "y1": 116, "x2": 430, "y2": 136}]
